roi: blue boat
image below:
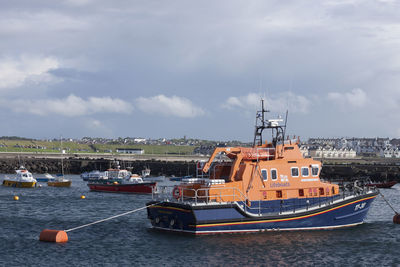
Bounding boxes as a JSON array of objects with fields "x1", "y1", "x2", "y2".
[
  {"x1": 36, "y1": 173, "x2": 55, "y2": 182},
  {"x1": 147, "y1": 100, "x2": 378, "y2": 234}
]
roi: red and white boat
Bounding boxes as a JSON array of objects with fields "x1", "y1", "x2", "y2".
[
  {"x1": 366, "y1": 180, "x2": 397, "y2": 189},
  {"x1": 87, "y1": 169, "x2": 156, "y2": 194}
]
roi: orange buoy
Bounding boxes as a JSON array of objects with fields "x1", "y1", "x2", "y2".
[
  {"x1": 393, "y1": 214, "x2": 400, "y2": 224},
  {"x1": 39, "y1": 229, "x2": 68, "y2": 243},
  {"x1": 13, "y1": 196, "x2": 19, "y2": 201},
  {"x1": 80, "y1": 195, "x2": 86, "y2": 199}
]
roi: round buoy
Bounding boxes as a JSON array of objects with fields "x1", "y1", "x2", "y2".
[
  {"x1": 39, "y1": 229, "x2": 68, "y2": 243},
  {"x1": 13, "y1": 196, "x2": 19, "y2": 201},
  {"x1": 80, "y1": 195, "x2": 86, "y2": 199},
  {"x1": 113, "y1": 181, "x2": 118, "y2": 185},
  {"x1": 393, "y1": 214, "x2": 400, "y2": 224}
]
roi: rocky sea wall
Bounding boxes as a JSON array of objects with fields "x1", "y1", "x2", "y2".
[
  {"x1": 0, "y1": 155, "x2": 399, "y2": 181},
  {"x1": 0, "y1": 157, "x2": 196, "y2": 177}
]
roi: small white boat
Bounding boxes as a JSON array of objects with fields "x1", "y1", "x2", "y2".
[
  {"x1": 36, "y1": 173, "x2": 56, "y2": 182},
  {"x1": 81, "y1": 170, "x2": 108, "y2": 181},
  {"x1": 2, "y1": 166, "x2": 37, "y2": 188}
]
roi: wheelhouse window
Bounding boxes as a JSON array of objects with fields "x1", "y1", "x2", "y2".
[
  {"x1": 311, "y1": 165, "x2": 319, "y2": 176},
  {"x1": 261, "y1": 169, "x2": 268, "y2": 181},
  {"x1": 291, "y1": 167, "x2": 299, "y2": 177},
  {"x1": 301, "y1": 167, "x2": 309, "y2": 177},
  {"x1": 271, "y1": 169, "x2": 278, "y2": 181},
  {"x1": 299, "y1": 189, "x2": 304, "y2": 197},
  {"x1": 319, "y1": 188, "x2": 324, "y2": 195}
]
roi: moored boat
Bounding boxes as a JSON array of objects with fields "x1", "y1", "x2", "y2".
[
  {"x1": 88, "y1": 169, "x2": 156, "y2": 194},
  {"x1": 81, "y1": 170, "x2": 108, "y2": 181},
  {"x1": 48, "y1": 137, "x2": 71, "y2": 187},
  {"x1": 36, "y1": 173, "x2": 56, "y2": 182},
  {"x1": 48, "y1": 175, "x2": 72, "y2": 187},
  {"x1": 366, "y1": 181, "x2": 397, "y2": 189},
  {"x1": 2, "y1": 166, "x2": 37, "y2": 188},
  {"x1": 147, "y1": 100, "x2": 379, "y2": 234}
]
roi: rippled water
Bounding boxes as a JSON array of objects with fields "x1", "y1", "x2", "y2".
[{"x1": 1, "y1": 174, "x2": 400, "y2": 266}]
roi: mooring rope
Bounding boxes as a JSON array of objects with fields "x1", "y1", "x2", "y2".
[
  {"x1": 64, "y1": 202, "x2": 158, "y2": 233},
  {"x1": 379, "y1": 191, "x2": 399, "y2": 215}
]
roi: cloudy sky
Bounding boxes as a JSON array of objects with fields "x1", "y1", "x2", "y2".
[{"x1": 1, "y1": 0, "x2": 400, "y2": 142}]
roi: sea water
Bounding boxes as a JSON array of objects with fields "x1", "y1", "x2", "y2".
[{"x1": 0, "y1": 174, "x2": 399, "y2": 266}]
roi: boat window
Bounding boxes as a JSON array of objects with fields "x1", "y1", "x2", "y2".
[
  {"x1": 261, "y1": 169, "x2": 268, "y2": 181},
  {"x1": 276, "y1": 190, "x2": 282, "y2": 198},
  {"x1": 301, "y1": 167, "x2": 309, "y2": 177},
  {"x1": 299, "y1": 189, "x2": 304, "y2": 197},
  {"x1": 319, "y1": 188, "x2": 324, "y2": 195},
  {"x1": 291, "y1": 167, "x2": 299, "y2": 177},
  {"x1": 271, "y1": 169, "x2": 278, "y2": 181},
  {"x1": 23, "y1": 174, "x2": 27, "y2": 177},
  {"x1": 311, "y1": 166, "x2": 319, "y2": 176}
]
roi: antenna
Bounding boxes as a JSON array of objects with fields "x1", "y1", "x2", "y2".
[
  {"x1": 253, "y1": 98, "x2": 269, "y2": 146},
  {"x1": 281, "y1": 110, "x2": 289, "y2": 154},
  {"x1": 252, "y1": 97, "x2": 287, "y2": 148},
  {"x1": 60, "y1": 135, "x2": 64, "y2": 177},
  {"x1": 282, "y1": 110, "x2": 289, "y2": 141}
]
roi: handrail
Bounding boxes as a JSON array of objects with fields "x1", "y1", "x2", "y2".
[{"x1": 152, "y1": 183, "x2": 377, "y2": 216}]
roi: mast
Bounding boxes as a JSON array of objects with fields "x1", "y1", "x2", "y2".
[
  {"x1": 61, "y1": 136, "x2": 64, "y2": 177},
  {"x1": 253, "y1": 99, "x2": 269, "y2": 146},
  {"x1": 252, "y1": 99, "x2": 287, "y2": 148}
]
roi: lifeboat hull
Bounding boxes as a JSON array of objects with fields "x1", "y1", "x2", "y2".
[
  {"x1": 147, "y1": 192, "x2": 378, "y2": 234},
  {"x1": 2, "y1": 180, "x2": 36, "y2": 188},
  {"x1": 88, "y1": 182, "x2": 156, "y2": 194}
]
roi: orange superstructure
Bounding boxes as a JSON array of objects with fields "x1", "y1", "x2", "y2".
[{"x1": 179, "y1": 139, "x2": 339, "y2": 204}]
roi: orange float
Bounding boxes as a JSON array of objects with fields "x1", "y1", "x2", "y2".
[
  {"x1": 393, "y1": 214, "x2": 400, "y2": 224},
  {"x1": 39, "y1": 229, "x2": 68, "y2": 243}
]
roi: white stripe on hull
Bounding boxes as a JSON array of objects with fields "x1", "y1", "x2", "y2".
[{"x1": 151, "y1": 221, "x2": 364, "y2": 235}]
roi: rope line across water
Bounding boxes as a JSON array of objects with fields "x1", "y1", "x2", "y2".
[
  {"x1": 379, "y1": 191, "x2": 399, "y2": 215},
  {"x1": 64, "y1": 202, "x2": 158, "y2": 233}
]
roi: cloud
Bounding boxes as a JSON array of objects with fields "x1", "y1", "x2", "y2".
[
  {"x1": 328, "y1": 88, "x2": 368, "y2": 108},
  {"x1": 65, "y1": 0, "x2": 94, "y2": 6},
  {"x1": 89, "y1": 119, "x2": 102, "y2": 127},
  {"x1": 222, "y1": 93, "x2": 260, "y2": 110},
  {"x1": 2, "y1": 94, "x2": 133, "y2": 117},
  {"x1": 222, "y1": 92, "x2": 311, "y2": 114},
  {"x1": 0, "y1": 55, "x2": 60, "y2": 90},
  {"x1": 136, "y1": 95, "x2": 205, "y2": 118}
]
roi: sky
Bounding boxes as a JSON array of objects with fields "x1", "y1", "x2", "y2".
[{"x1": 1, "y1": 0, "x2": 400, "y2": 142}]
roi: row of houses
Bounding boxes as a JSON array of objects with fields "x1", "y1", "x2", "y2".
[{"x1": 300, "y1": 146, "x2": 357, "y2": 159}]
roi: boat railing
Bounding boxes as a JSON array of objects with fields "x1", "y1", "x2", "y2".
[{"x1": 152, "y1": 183, "x2": 378, "y2": 216}]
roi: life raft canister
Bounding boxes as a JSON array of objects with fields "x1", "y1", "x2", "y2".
[{"x1": 172, "y1": 186, "x2": 182, "y2": 199}]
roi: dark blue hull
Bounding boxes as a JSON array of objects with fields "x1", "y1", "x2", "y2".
[{"x1": 147, "y1": 192, "x2": 378, "y2": 234}]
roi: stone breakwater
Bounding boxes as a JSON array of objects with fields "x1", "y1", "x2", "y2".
[
  {"x1": 0, "y1": 156, "x2": 196, "y2": 176},
  {"x1": 0, "y1": 154, "x2": 399, "y2": 181},
  {"x1": 320, "y1": 162, "x2": 400, "y2": 181}
]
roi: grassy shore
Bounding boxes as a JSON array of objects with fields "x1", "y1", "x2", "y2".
[{"x1": 0, "y1": 139, "x2": 195, "y2": 155}]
